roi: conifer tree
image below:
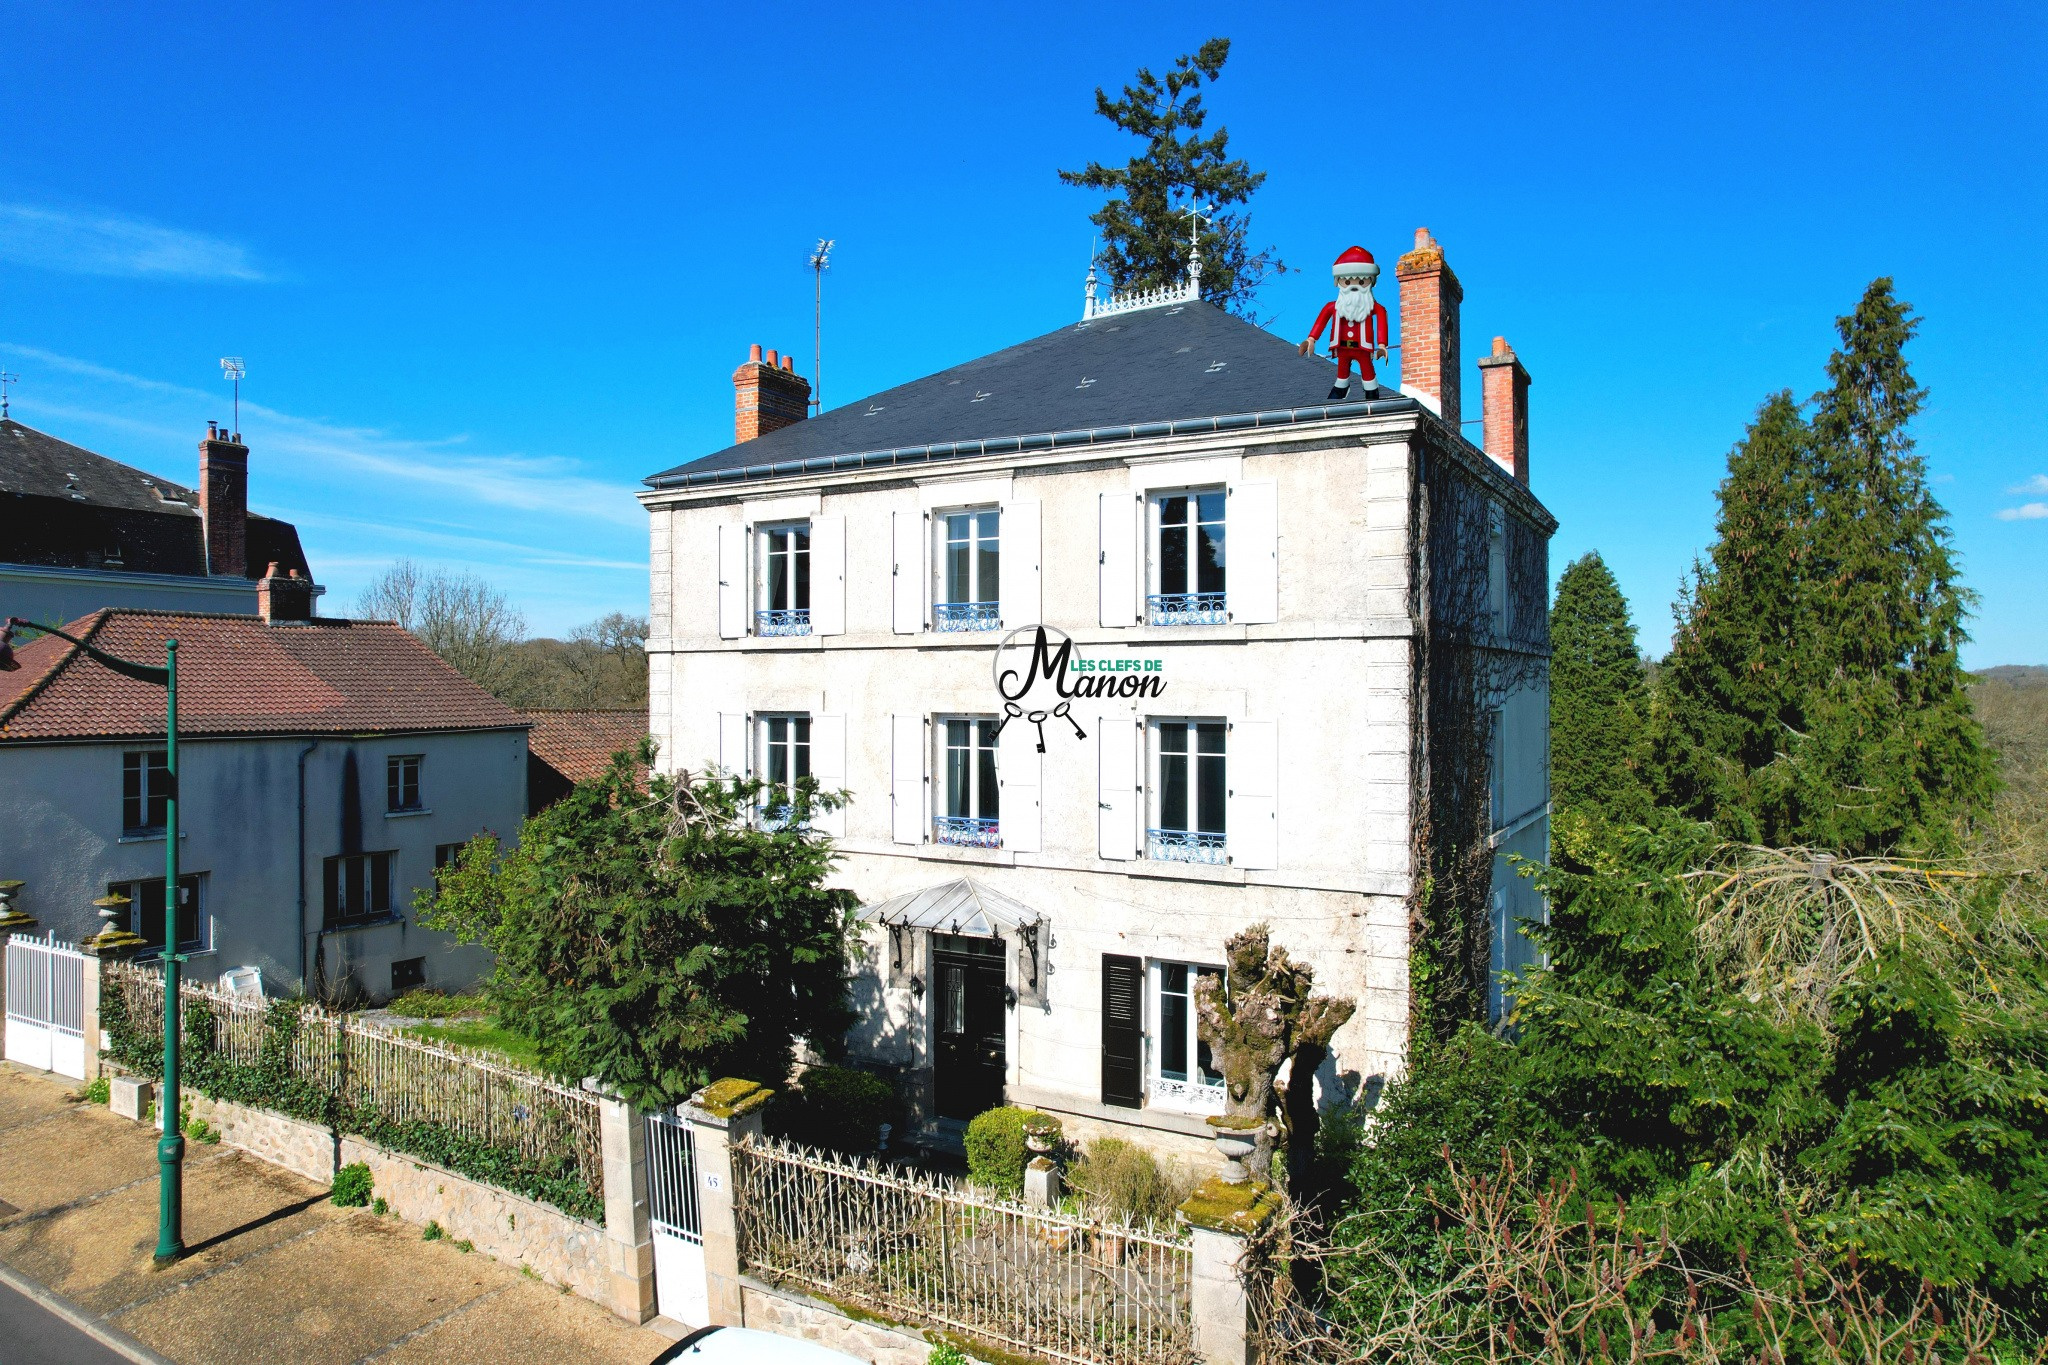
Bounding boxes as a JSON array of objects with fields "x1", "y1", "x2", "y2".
[
  {"x1": 1651, "y1": 282, "x2": 1992, "y2": 853},
  {"x1": 1548, "y1": 552, "x2": 1650, "y2": 826},
  {"x1": 1058, "y1": 38, "x2": 1284, "y2": 317}
]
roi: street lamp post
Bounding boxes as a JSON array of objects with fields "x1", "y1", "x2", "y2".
[{"x1": 0, "y1": 617, "x2": 186, "y2": 1262}]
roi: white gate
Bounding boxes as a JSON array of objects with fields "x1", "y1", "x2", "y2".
[
  {"x1": 646, "y1": 1110, "x2": 708, "y2": 1327},
  {"x1": 5, "y1": 933, "x2": 89, "y2": 1080}
]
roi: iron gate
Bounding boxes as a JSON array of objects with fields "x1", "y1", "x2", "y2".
[
  {"x1": 646, "y1": 1110, "x2": 707, "y2": 1326},
  {"x1": 5, "y1": 933, "x2": 88, "y2": 1079}
]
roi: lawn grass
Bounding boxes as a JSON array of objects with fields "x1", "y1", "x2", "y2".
[
  {"x1": 404, "y1": 1016, "x2": 548, "y2": 1072},
  {"x1": 386, "y1": 989, "x2": 487, "y2": 1020}
]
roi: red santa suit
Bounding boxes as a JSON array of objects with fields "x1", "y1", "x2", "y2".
[{"x1": 1306, "y1": 295, "x2": 1390, "y2": 384}]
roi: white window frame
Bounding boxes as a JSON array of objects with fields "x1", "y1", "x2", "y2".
[
  {"x1": 759, "y1": 712, "x2": 812, "y2": 827},
  {"x1": 933, "y1": 506, "x2": 1001, "y2": 633},
  {"x1": 1146, "y1": 486, "x2": 1228, "y2": 626},
  {"x1": 934, "y1": 714, "x2": 1001, "y2": 848},
  {"x1": 386, "y1": 754, "x2": 424, "y2": 813},
  {"x1": 756, "y1": 521, "x2": 813, "y2": 637},
  {"x1": 109, "y1": 871, "x2": 210, "y2": 957},
  {"x1": 1150, "y1": 959, "x2": 1225, "y2": 1114},
  {"x1": 1146, "y1": 717, "x2": 1227, "y2": 864}
]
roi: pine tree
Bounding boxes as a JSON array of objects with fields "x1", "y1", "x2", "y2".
[
  {"x1": 1058, "y1": 38, "x2": 1284, "y2": 318},
  {"x1": 1548, "y1": 553, "x2": 1651, "y2": 826},
  {"x1": 1650, "y1": 282, "x2": 1993, "y2": 853}
]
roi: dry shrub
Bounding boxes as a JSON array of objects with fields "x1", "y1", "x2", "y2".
[{"x1": 1066, "y1": 1138, "x2": 1196, "y2": 1226}]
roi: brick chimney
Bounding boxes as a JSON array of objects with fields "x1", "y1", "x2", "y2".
[
  {"x1": 255, "y1": 561, "x2": 316, "y2": 623},
  {"x1": 198, "y1": 420, "x2": 249, "y2": 577},
  {"x1": 1394, "y1": 228, "x2": 1463, "y2": 423},
  {"x1": 732, "y1": 344, "x2": 812, "y2": 443},
  {"x1": 1477, "y1": 336, "x2": 1532, "y2": 484}
]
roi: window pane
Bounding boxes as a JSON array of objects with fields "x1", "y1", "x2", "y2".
[
  {"x1": 942, "y1": 965, "x2": 966, "y2": 1035},
  {"x1": 1197, "y1": 723, "x2": 1227, "y2": 834},
  {"x1": 976, "y1": 510, "x2": 1000, "y2": 603},
  {"x1": 1195, "y1": 967, "x2": 1224, "y2": 1083},
  {"x1": 371, "y1": 853, "x2": 391, "y2": 914},
  {"x1": 137, "y1": 879, "x2": 166, "y2": 950},
  {"x1": 947, "y1": 743, "x2": 969, "y2": 817},
  {"x1": 1198, "y1": 520, "x2": 1227, "y2": 594},
  {"x1": 977, "y1": 738, "x2": 999, "y2": 819},
  {"x1": 1161, "y1": 974, "x2": 1189, "y2": 1081},
  {"x1": 1158, "y1": 496, "x2": 1189, "y2": 596},
  {"x1": 387, "y1": 759, "x2": 401, "y2": 812},
  {"x1": 124, "y1": 754, "x2": 142, "y2": 830},
  {"x1": 1159, "y1": 723, "x2": 1189, "y2": 832},
  {"x1": 175, "y1": 875, "x2": 200, "y2": 948},
  {"x1": 766, "y1": 532, "x2": 788, "y2": 610},
  {"x1": 793, "y1": 528, "x2": 811, "y2": 610},
  {"x1": 946, "y1": 522, "x2": 968, "y2": 604},
  {"x1": 793, "y1": 716, "x2": 811, "y2": 778}
]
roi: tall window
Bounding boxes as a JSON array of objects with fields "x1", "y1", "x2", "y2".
[
  {"x1": 323, "y1": 851, "x2": 394, "y2": 928},
  {"x1": 107, "y1": 874, "x2": 204, "y2": 954},
  {"x1": 1149, "y1": 489, "x2": 1227, "y2": 625},
  {"x1": 758, "y1": 523, "x2": 812, "y2": 636},
  {"x1": 121, "y1": 750, "x2": 169, "y2": 835},
  {"x1": 1488, "y1": 501, "x2": 1508, "y2": 636},
  {"x1": 935, "y1": 509, "x2": 1000, "y2": 631},
  {"x1": 761, "y1": 714, "x2": 811, "y2": 824},
  {"x1": 1148, "y1": 720, "x2": 1226, "y2": 863},
  {"x1": 1155, "y1": 961, "x2": 1225, "y2": 1111},
  {"x1": 936, "y1": 717, "x2": 1000, "y2": 847},
  {"x1": 387, "y1": 755, "x2": 423, "y2": 812}
]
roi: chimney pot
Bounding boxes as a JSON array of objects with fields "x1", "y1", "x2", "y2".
[
  {"x1": 1492, "y1": 335, "x2": 1508, "y2": 358},
  {"x1": 1477, "y1": 335, "x2": 1532, "y2": 485},
  {"x1": 749, "y1": 343, "x2": 763, "y2": 363},
  {"x1": 256, "y1": 560, "x2": 316, "y2": 623},
  {"x1": 765, "y1": 349, "x2": 779, "y2": 367}
]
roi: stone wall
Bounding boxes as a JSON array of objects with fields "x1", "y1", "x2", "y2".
[
  {"x1": 339, "y1": 1138, "x2": 611, "y2": 1305},
  {"x1": 740, "y1": 1279, "x2": 934, "y2": 1365},
  {"x1": 184, "y1": 1092, "x2": 337, "y2": 1183}
]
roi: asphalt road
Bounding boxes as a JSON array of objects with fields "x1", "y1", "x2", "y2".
[{"x1": 0, "y1": 1274, "x2": 146, "y2": 1365}]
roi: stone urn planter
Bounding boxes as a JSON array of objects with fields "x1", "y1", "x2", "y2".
[
  {"x1": 1206, "y1": 1114, "x2": 1263, "y2": 1184},
  {"x1": 1021, "y1": 1111, "x2": 1063, "y2": 1156}
]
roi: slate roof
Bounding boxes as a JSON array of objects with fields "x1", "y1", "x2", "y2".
[
  {"x1": 0, "y1": 610, "x2": 527, "y2": 743},
  {"x1": 0, "y1": 420, "x2": 310, "y2": 579},
  {"x1": 522, "y1": 709, "x2": 649, "y2": 784},
  {"x1": 645, "y1": 300, "x2": 1405, "y2": 486}
]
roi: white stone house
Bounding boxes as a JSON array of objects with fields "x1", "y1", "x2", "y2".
[
  {"x1": 0, "y1": 573, "x2": 526, "y2": 1001},
  {"x1": 640, "y1": 231, "x2": 1553, "y2": 1155}
]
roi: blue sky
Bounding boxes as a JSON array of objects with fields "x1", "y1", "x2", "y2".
[{"x1": 4, "y1": 1, "x2": 2044, "y2": 662}]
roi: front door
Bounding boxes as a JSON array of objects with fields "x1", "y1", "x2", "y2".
[{"x1": 933, "y1": 935, "x2": 1006, "y2": 1120}]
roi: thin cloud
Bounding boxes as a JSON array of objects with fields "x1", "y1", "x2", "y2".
[
  {"x1": 1996, "y1": 502, "x2": 2048, "y2": 522},
  {"x1": 0, "y1": 203, "x2": 267, "y2": 282},
  {"x1": 2008, "y1": 474, "x2": 2048, "y2": 495}
]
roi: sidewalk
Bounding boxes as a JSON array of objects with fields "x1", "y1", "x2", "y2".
[{"x1": 0, "y1": 1064, "x2": 673, "y2": 1365}]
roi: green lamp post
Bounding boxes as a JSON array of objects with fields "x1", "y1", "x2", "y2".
[{"x1": 1, "y1": 617, "x2": 188, "y2": 1263}]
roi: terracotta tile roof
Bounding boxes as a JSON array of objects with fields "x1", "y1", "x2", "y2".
[
  {"x1": 0, "y1": 609, "x2": 528, "y2": 743},
  {"x1": 522, "y1": 709, "x2": 650, "y2": 784}
]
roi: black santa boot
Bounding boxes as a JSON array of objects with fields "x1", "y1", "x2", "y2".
[{"x1": 1327, "y1": 375, "x2": 1353, "y2": 401}]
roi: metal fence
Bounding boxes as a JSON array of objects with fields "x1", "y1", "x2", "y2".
[
  {"x1": 109, "y1": 963, "x2": 602, "y2": 1201},
  {"x1": 733, "y1": 1134, "x2": 1195, "y2": 1365}
]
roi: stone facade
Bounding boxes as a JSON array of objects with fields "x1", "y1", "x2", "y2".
[{"x1": 185, "y1": 1092, "x2": 337, "y2": 1183}]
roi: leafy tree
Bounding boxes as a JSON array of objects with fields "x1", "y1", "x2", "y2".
[
  {"x1": 1651, "y1": 283, "x2": 1992, "y2": 854},
  {"x1": 421, "y1": 742, "x2": 860, "y2": 1109},
  {"x1": 1058, "y1": 38, "x2": 1284, "y2": 317},
  {"x1": 1548, "y1": 552, "x2": 1650, "y2": 828}
]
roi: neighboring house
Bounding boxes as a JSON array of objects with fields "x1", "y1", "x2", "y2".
[
  {"x1": 0, "y1": 571, "x2": 528, "y2": 1003},
  {"x1": 640, "y1": 230, "x2": 1553, "y2": 1154},
  {"x1": 0, "y1": 418, "x2": 316, "y2": 623},
  {"x1": 524, "y1": 708, "x2": 651, "y2": 811}
]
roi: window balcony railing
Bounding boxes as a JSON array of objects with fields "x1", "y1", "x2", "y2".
[
  {"x1": 1153, "y1": 1074, "x2": 1227, "y2": 1114},
  {"x1": 1146, "y1": 592, "x2": 1228, "y2": 626},
  {"x1": 1147, "y1": 828, "x2": 1226, "y2": 864},
  {"x1": 934, "y1": 816, "x2": 1001, "y2": 848},
  {"x1": 756, "y1": 609, "x2": 812, "y2": 637},
  {"x1": 933, "y1": 601, "x2": 1001, "y2": 632}
]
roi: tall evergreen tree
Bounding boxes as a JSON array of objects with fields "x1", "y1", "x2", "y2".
[
  {"x1": 1651, "y1": 282, "x2": 1992, "y2": 853},
  {"x1": 1058, "y1": 38, "x2": 1284, "y2": 318},
  {"x1": 1549, "y1": 552, "x2": 1651, "y2": 826}
]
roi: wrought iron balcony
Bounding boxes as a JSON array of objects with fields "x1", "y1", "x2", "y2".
[
  {"x1": 1152, "y1": 1074, "x2": 1227, "y2": 1114},
  {"x1": 932, "y1": 601, "x2": 1001, "y2": 632},
  {"x1": 755, "y1": 609, "x2": 812, "y2": 637},
  {"x1": 1146, "y1": 592, "x2": 1227, "y2": 626},
  {"x1": 1147, "y1": 828, "x2": 1226, "y2": 864},
  {"x1": 934, "y1": 816, "x2": 1001, "y2": 848}
]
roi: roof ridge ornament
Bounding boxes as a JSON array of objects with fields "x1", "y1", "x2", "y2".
[{"x1": 1080, "y1": 202, "x2": 1212, "y2": 321}]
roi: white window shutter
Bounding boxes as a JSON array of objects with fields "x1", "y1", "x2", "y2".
[
  {"x1": 1097, "y1": 718, "x2": 1137, "y2": 860},
  {"x1": 717, "y1": 712, "x2": 748, "y2": 777},
  {"x1": 891, "y1": 510, "x2": 923, "y2": 635},
  {"x1": 1227, "y1": 481, "x2": 1278, "y2": 625},
  {"x1": 997, "y1": 717, "x2": 1041, "y2": 853},
  {"x1": 811, "y1": 714, "x2": 847, "y2": 838},
  {"x1": 999, "y1": 499, "x2": 1040, "y2": 629},
  {"x1": 1098, "y1": 492, "x2": 1137, "y2": 628},
  {"x1": 891, "y1": 713, "x2": 926, "y2": 845},
  {"x1": 1228, "y1": 719, "x2": 1278, "y2": 870},
  {"x1": 717, "y1": 524, "x2": 746, "y2": 639},
  {"x1": 811, "y1": 514, "x2": 846, "y2": 636}
]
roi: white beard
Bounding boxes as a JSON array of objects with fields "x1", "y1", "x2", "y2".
[{"x1": 1335, "y1": 283, "x2": 1375, "y2": 323}]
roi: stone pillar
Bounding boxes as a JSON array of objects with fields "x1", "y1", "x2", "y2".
[
  {"x1": 1177, "y1": 1177, "x2": 1281, "y2": 1365},
  {"x1": 1024, "y1": 1155, "x2": 1062, "y2": 1209},
  {"x1": 589, "y1": 1080, "x2": 656, "y2": 1323},
  {"x1": 681, "y1": 1078, "x2": 770, "y2": 1329}
]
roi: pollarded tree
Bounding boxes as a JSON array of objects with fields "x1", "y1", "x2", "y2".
[
  {"x1": 1058, "y1": 38, "x2": 1285, "y2": 318},
  {"x1": 1549, "y1": 552, "x2": 1650, "y2": 828}
]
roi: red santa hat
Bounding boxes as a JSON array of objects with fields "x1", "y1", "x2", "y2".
[{"x1": 1332, "y1": 245, "x2": 1379, "y2": 281}]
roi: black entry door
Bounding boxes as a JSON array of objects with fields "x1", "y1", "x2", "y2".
[{"x1": 934, "y1": 938, "x2": 1007, "y2": 1120}]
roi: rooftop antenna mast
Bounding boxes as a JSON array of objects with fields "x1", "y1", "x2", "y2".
[
  {"x1": 809, "y1": 239, "x2": 835, "y2": 414},
  {"x1": 219, "y1": 357, "x2": 246, "y2": 436},
  {"x1": 0, "y1": 372, "x2": 16, "y2": 420},
  {"x1": 1179, "y1": 201, "x2": 1214, "y2": 297}
]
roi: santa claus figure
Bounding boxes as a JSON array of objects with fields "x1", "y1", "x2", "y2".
[{"x1": 1298, "y1": 245, "x2": 1390, "y2": 400}]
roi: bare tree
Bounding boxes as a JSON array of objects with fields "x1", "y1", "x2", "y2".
[
  {"x1": 353, "y1": 558, "x2": 424, "y2": 631},
  {"x1": 355, "y1": 559, "x2": 529, "y2": 699}
]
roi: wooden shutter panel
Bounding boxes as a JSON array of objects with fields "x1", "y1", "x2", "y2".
[
  {"x1": 891, "y1": 713, "x2": 925, "y2": 845},
  {"x1": 891, "y1": 510, "x2": 924, "y2": 635},
  {"x1": 811, "y1": 714, "x2": 847, "y2": 838},
  {"x1": 1098, "y1": 492, "x2": 1136, "y2": 627},
  {"x1": 1226, "y1": 480, "x2": 1278, "y2": 624},
  {"x1": 1097, "y1": 717, "x2": 1137, "y2": 861},
  {"x1": 999, "y1": 499, "x2": 1041, "y2": 628},
  {"x1": 811, "y1": 515, "x2": 846, "y2": 636},
  {"x1": 1227, "y1": 719, "x2": 1278, "y2": 870},
  {"x1": 716, "y1": 523, "x2": 746, "y2": 639},
  {"x1": 717, "y1": 712, "x2": 748, "y2": 777},
  {"x1": 1101, "y1": 953, "x2": 1144, "y2": 1109},
  {"x1": 997, "y1": 717, "x2": 1041, "y2": 853}
]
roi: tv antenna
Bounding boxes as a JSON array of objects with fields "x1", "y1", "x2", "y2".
[
  {"x1": 0, "y1": 372, "x2": 16, "y2": 420},
  {"x1": 220, "y1": 357, "x2": 246, "y2": 435},
  {"x1": 809, "y1": 238, "x2": 834, "y2": 414}
]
